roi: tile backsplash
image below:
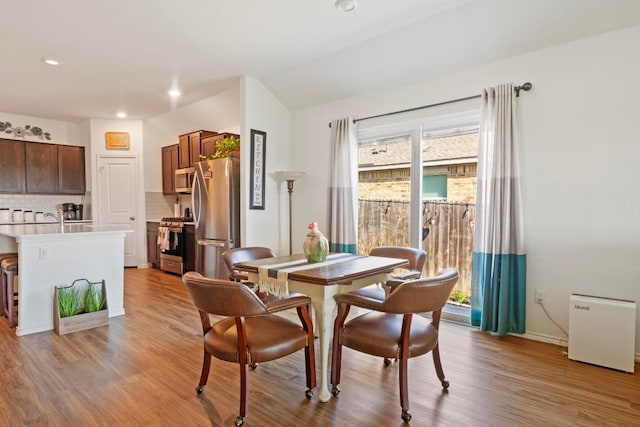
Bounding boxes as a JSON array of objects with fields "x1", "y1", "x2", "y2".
[
  {"x1": 145, "y1": 192, "x2": 191, "y2": 220},
  {"x1": 0, "y1": 193, "x2": 88, "y2": 217},
  {"x1": 1, "y1": 192, "x2": 194, "y2": 222}
]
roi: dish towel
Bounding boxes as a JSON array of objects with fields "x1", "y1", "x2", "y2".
[
  {"x1": 157, "y1": 227, "x2": 170, "y2": 251},
  {"x1": 257, "y1": 253, "x2": 360, "y2": 297}
]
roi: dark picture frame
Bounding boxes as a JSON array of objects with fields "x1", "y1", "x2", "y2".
[{"x1": 249, "y1": 129, "x2": 267, "y2": 210}]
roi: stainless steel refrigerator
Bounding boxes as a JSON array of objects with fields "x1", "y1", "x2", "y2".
[{"x1": 191, "y1": 158, "x2": 240, "y2": 279}]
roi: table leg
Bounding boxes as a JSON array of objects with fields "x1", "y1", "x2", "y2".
[{"x1": 309, "y1": 293, "x2": 337, "y2": 403}]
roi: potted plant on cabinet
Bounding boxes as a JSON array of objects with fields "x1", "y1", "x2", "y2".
[{"x1": 199, "y1": 135, "x2": 240, "y2": 160}]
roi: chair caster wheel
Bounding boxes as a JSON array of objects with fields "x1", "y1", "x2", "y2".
[
  {"x1": 234, "y1": 416, "x2": 245, "y2": 427},
  {"x1": 305, "y1": 389, "x2": 314, "y2": 399},
  {"x1": 250, "y1": 363, "x2": 258, "y2": 370},
  {"x1": 441, "y1": 379, "x2": 450, "y2": 389},
  {"x1": 401, "y1": 411, "x2": 412, "y2": 423},
  {"x1": 383, "y1": 358, "x2": 391, "y2": 367},
  {"x1": 331, "y1": 386, "x2": 340, "y2": 397},
  {"x1": 195, "y1": 386, "x2": 204, "y2": 394}
]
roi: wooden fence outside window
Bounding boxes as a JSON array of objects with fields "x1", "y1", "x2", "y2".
[{"x1": 358, "y1": 199, "x2": 475, "y2": 295}]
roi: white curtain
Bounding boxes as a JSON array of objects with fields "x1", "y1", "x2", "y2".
[
  {"x1": 328, "y1": 118, "x2": 358, "y2": 253},
  {"x1": 471, "y1": 83, "x2": 527, "y2": 335}
]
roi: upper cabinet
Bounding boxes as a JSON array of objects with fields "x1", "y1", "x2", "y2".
[
  {"x1": 0, "y1": 138, "x2": 86, "y2": 195},
  {"x1": 0, "y1": 139, "x2": 26, "y2": 193},
  {"x1": 26, "y1": 142, "x2": 58, "y2": 193},
  {"x1": 178, "y1": 130, "x2": 218, "y2": 168},
  {"x1": 58, "y1": 145, "x2": 86, "y2": 194},
  {"x1": 162, "y1": 144, "x2": 179, "y2": 194}
]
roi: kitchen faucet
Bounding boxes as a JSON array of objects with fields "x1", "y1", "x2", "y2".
[{"x1": 45, "y1": 209, "x2": 64, "y2": 227}]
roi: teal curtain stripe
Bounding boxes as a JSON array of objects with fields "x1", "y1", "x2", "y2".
[
  {"x1": 329, "y1": 242, "x2": 357, "y2": 254},
  {"x1": 471, "y1": 252, "x2": 526, "y2": 335}
]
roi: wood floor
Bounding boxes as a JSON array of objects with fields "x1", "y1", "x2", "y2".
[{"x1": 0, "y1": 268, "x2": 638, "y2": 426}]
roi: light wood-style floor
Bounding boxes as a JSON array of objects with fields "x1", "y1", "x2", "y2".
[{"x1": 0, "y1": 268, "x2": 638, "y2": 426}]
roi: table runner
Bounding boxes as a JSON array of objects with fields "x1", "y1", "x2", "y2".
[{"x1": 257, "y1": 253, "x2": 362, "y2": 297}]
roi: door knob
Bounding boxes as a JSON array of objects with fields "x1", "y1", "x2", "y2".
[{"x1": 130, "y1": 216, "x2": 135, "y2": 220}]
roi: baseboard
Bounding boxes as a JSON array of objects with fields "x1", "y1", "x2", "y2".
[
  {"x1": 517, "y1": 331, "x2": 568, "y2": 348},
  {"x1": 514, "y1": 331, "x2": 640, "y2": 363}
]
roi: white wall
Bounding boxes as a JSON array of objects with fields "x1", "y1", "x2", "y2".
[
  {"x1": 241, "y1": 76, "x2": 293, "y2": 253},
  {"x1": 142, "y1": 85, "x2": 241, "y2": 193},
  {"x1": 0, "y1": 111, "x2": 81, "y2": 146},
  {"x1": 291, "y1": 24, "x2": 640, "y2": 354}
]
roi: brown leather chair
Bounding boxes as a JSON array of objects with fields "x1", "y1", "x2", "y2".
[
  {"x1": 182, "y1": 271, "x2": 316, "y2": 427},
  {"x1": 1, "y1": 256, "x2": 18, "y2": 327},
  {"x1": 221, "y1": 246, "x2": 276, "y2": 282},
  {"x1": 330, "y1": 268, "x2": 459, "y2": 423},
  {"x1": 0, "y1": 253, "x2": 17, "y2": 319}
]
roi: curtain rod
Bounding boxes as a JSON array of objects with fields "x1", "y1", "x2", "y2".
[{"x1": 328, "y1": 82, "x2": 532, "y2": 127}]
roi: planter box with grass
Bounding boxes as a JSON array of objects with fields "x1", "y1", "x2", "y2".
[{"x1": 54, "y1": 279, "x2": 108, "y2": 335}]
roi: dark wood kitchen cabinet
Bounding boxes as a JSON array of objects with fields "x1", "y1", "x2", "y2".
[
  {"x1": 57, "y1": 145, "x2": 86, "y2": 194},
  {"x1": 178, "y1": 130, "x2": 217, "y2": 168},
  {"x1": 0, "y1": 138, "x2": 26, "y2": 193},
  {"x1": 162, "y1": 144, "x2": 179, "y2": 194},
  {"x1": 184, "y1": 224, "x2": 196, "y2": 272},
  {"x1": 0, "y1": 139, "x2": 86, "y2": 195},
  {"x1": 25, "y1": 142, "x2": 58, "y2": 193},
  {"x1": 147, "y1": 221, "x2": 160, "y2": 268}
]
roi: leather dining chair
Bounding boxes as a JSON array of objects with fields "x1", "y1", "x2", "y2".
[
  {"x1": 182, "y1": 271, "x2": 316, "y2": 427},
  {"x1": 221, "y1": 246, "x2": 276, "y2": 283},
  {"x1": 330, "y1": 268, "x2": 459, "y2": 423},
  {"x1": 355, "y1": 246, "x2": 428, "y2": 366}
]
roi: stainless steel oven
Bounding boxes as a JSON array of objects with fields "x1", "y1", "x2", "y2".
[{"x1": 159, "y1": 218, "x2": 186, "y2": 274}]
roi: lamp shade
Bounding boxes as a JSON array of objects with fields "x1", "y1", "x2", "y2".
[{"x1": 275, "y1": 171, "x2": 305, "y2": 181}]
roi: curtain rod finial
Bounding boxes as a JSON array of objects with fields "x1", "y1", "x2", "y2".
[{"x1": 515, "y1": 82, "x2": 533, "y2": 97}]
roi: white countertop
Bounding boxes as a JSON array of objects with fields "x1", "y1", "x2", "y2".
[
  {"x1": 0, "y1": 223, "x2": 132, "y2": 240},
  {"x1": 0, "y1": 219, "x2": 93, "y2": 225}
]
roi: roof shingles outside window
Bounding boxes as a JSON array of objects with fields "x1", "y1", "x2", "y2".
[{"x1": 359, "y1": 133, "x2": 478, "y2": 168}]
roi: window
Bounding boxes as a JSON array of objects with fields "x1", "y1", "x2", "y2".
[
  {"x1": 422, "y1": 174, "x2": 447, "y2": 199},
  {"x1": 357, "y1": 103, "x2": 479, "y2": 318}
]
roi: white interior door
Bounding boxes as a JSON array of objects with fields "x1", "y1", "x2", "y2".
[{"x1": 97, "y1": 155, "x2": 138, "y2": 267}]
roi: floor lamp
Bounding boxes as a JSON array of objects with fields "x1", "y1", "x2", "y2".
[{"x1": 275, "y1": 171, "x2": 305, "y2": 255}]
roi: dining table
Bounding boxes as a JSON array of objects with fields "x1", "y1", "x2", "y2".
[{"x1": 234, "y1": 253, "x2": 409, "y2": 402}]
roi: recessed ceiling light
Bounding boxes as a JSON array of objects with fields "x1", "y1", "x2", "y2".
[
  {"x1": 168, "y1": 89, "x2": 181, "y2": 98},
  {"x1": 335, "y1": 0, "x2": 358, "y2": 12},
  {"x1": 116, "y1": 112, "x2": 127, "y2": 119},
  {"x1": 43, "y1": 58, "x2": 62, "y2": 66}
]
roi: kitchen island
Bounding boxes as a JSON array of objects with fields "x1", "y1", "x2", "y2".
[{"x1": 0, "y1": 223, "x2": 131, "y2": 336}]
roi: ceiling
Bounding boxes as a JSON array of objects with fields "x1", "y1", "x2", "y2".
[{"x1": 1, "y1": 0, "x2": 640, "y2": 122}]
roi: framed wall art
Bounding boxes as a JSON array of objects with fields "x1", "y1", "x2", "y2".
[
  {"x1": 105, "y1": 132, "x2": 130, "y2": 150},
  {"x1": 249, "y1": 129, "x2": 266, "y2": 210}
]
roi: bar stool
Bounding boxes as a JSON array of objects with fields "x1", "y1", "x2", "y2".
[
  {"x1": 1, "y1": 257, "x2": 18, "y2": 328},
  {"x1": 0, "y1": 253, "x2": 17, "y2": 319}
]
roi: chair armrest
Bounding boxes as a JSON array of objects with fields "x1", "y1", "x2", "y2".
[
  {"x1": 392, "y1": 270, "x2": 421, "y2": 281},
  {"x1": 231, "y1": 272, "x2": 249, "y2": 282},
  {"x1": 335, "y1": 291, "x2": 384, "y2": 311},
  {"x1": 264, "y1": 293, "x2": 312, "y2": 314}
]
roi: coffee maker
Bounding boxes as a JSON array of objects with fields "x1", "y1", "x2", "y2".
[{"x1": 62, "y1": 203, "x2": 76, "y2": 220}]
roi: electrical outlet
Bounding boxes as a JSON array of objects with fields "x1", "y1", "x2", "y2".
[
  {"x1": 39, "y1": 246, "x2": 49, "y2": 259},
  {"x1": 535, "y1": 289, "x2": 546, "y2": 305}
]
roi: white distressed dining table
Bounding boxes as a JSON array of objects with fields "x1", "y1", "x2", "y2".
[{"x1": 234, "y1": 253, "x2": 408, "y2": 402}]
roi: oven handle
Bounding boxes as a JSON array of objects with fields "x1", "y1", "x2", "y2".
[{"x1": 197, "y1": 239, "x2": 226, "y2": 247}]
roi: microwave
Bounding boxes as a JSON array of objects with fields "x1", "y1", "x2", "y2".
[{"x1": 174, "y1": 167, "x2": 195, "y2": 193}]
